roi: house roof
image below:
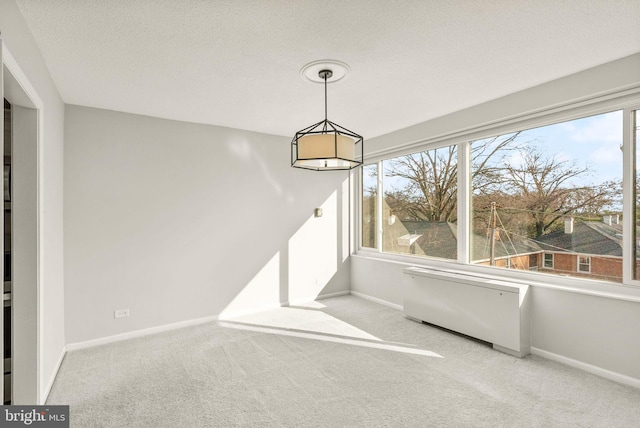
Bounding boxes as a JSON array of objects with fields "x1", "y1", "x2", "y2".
[
  {"x1": 471, "y1": 231, "x2": 541, "y2": 262},
  {"x1": 384, "y1": 219, "x2": 626, "y2": 260},
  {"x1": 535, "y1": 221, "x2": 622, "y2": 257},
  {"x1": 385, "y1": 220, "x2": 458, "y2": 260},
  {"x1": 384, "y1": 220, "x2": 541, "y2": 261}
]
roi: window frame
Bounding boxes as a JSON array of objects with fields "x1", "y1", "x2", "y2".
[
  {"x1": 360, "y1": 163, "x2": 380, "y2": 250},
  {"x1": 623, "y1": 105, "x2": 640, "y2": 285},
  {"x1": 358, "y1": 93, "x2": 640, "y2": 292},
  {"x1": 578, "y1": 255, "x2": 591, "y2": 274},
  {"x1": 543, "y1": 253, "x2": 554, "y2": 269}
]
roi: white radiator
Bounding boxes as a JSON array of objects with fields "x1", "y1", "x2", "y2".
[{"x1": 403, "y1": 267, "x2": 530, "y2": 357}]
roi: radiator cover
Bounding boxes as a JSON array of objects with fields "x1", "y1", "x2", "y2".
[{"x1": 403, "y1": 267, "x2": 531, "y2": 357}]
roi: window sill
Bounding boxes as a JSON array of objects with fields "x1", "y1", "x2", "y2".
[{"x1": 352, "y1": 251, "x2": 640, "y2": 303}]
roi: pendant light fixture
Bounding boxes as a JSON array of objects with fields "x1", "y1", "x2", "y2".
[{"x1": 291, "y1": 61, "x2": 363, "y2": 171}]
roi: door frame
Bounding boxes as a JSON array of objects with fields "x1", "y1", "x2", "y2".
[{"x1": 2, "y1": 38, "x2": 44, "y2": 404}]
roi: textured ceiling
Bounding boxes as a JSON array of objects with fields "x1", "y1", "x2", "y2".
[{"x1": 15, "y1": 0, "x2": 640, "y2": 139}]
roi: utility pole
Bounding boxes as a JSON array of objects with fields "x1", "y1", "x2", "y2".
[{"x1": 489, "y1": 202, "x2": 497, "y2": 266}]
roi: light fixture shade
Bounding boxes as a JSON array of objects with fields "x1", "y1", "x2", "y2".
[
  {"x1": 299, "y1": 134, "x2": 354, "y2": 160},
  {"x1": 291, "y1": 119, "x2": 363, "y2": 171}
]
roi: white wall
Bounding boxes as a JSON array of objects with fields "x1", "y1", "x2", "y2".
[
  {"x1": 531, "y1": 287, "x2": 640, "y2": 380},
  {"x1": 0, "y1": 0, "x2": 66, "y2": 403},
  {"x1": 64, "y1": 105, "x2": 350, "y2": 344},
  {"x1": 366, "y1": 54, "x2": 640, "y2": 157},
  {"x1": 352, "y1": 53, "x2": 640, "y2": 383}
]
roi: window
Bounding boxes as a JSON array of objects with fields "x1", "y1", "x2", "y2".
[
  {"x1": 361, "y1": 164, "x2": 378, "y2": 249},
  {"x1": 359, "y1": 105, "x2": 639, "y2": 287},
  {"x1": 578, "y1": 256, "x2": 591, "y2": 273},
  {"x1": 380, "y1": 146, "x2": 458, "y2": 259},
  {"x1": 470, "y1": 112, "x2": 622, "y2": 282}
]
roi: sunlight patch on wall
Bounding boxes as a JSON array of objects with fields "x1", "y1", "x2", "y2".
[
  {"x1": 219, "y1": 252, "x2": 281, "y2": 318},
  {"x1": 288, "y1": 191, "x2": 338, "y2": 303},
  {"x1": 225, "y1": 136, "x2": 285, "y2": 197},
  {"x1": 226, "y1": 136, "x2": 253, "y2": 161}
]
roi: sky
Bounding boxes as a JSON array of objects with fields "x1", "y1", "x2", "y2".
[
  {"x1": 364, "y1": 109, "x2": 626, "y2": 195},
  {"x1": 510, "y1": 110, "x2": 623, "y2": 184}
]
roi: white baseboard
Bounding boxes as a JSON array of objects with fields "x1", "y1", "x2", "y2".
[
  {"x1": 531, "y1": 347, "x2": 640, "y2": 389},
  {"x1": 317, "y1": 290, "x2": 350, "y2": 300},
  {"x1": 63, "y1": 290, "x2": 366, "y2": 353},
  {"x1": 288, "y1": 290, "x2": 350, "y2": 306},
  {"x1": 350, "y1": 290, "x2": 404, "y2": 311},
  {"x1": 41, "y1": 346, "x2": 67, "y2": 404},
  {"x1": 66, "y1": 314, "x2": 219, "y2": 352}
]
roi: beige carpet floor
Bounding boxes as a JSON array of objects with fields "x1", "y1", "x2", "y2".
[{"x1": 47, "y1": 295, "x2": 640, "y2": 427}]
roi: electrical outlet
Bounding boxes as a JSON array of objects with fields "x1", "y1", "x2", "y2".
[{"x1": 114, "y1": 309, "x2": 130, "y2": 319}]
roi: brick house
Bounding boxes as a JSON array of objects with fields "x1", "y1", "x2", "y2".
[
  {"x1": 533, "y1": 216, "x2": 623, "y2": 282},
  {"x1": 381, "y1": 216, "x2": 625, "y2": 282}
]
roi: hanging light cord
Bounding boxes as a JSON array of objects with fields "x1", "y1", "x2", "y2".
[
  {"x1": 324, "y1": 72, "x2": 328, "y2": 122},
  {"x1": 319, "y1": 69, "x2": 332, "y2": 132}
]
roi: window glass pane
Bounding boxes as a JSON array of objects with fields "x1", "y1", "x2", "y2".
[
  {"x1": 471, "y1": 111, "x2": 623, "y2": 283},
  {"x1": 543, "y1": 253, "x2": 553, "y2": 269},
  {"x1": 381, "y1": 146, "x2": 457, "y2": 259},
  {"x1": 578, "y1": 256, "x2": 591, "y2": 273},
  {"x1": 361, "y1": 164, "x2": 378, "y2": 249}
]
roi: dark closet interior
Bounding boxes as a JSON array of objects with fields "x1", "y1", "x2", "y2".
[{"x1": 4, "y1": 98, "x2": 12, "y2": 404}]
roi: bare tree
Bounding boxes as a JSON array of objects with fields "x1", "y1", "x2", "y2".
[
  {"x1": 383, "y1": 132, "x2": 618, "y2": 240},
  {"x1": 385, "y1": 133, "x2": 521, "y2": 223},
  {"x1": 383, "y1": 190, "x2": 430, "y2": 221},
  {"x1": 471, "y1": 133, "x2": 522, "y2": 195},
  {"x1": 502, "y1": 146, "x2": 617, "y2": 237},
  {"x1": 386, "y1": 146, "x2": 458, "y2": 222}
]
